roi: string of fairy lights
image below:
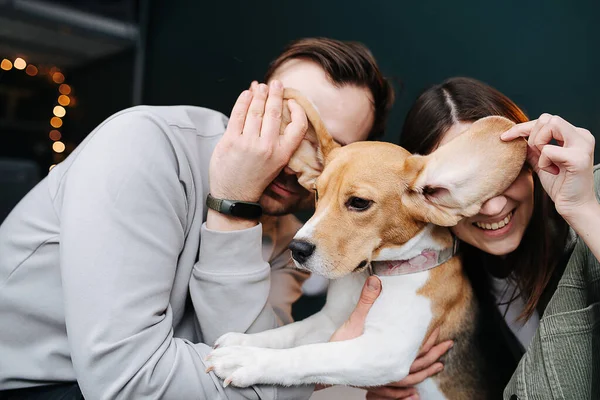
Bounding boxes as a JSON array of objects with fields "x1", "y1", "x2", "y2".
[{"x1": 1, "y1": 56, "x2": 76, "y2": 171}]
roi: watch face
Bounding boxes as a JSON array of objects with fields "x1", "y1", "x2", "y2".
[{"x1": 229, "y1": 202, "x2": 262, "y2": 219}]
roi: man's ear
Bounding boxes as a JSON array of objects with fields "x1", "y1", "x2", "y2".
[
  {"x1": 281, "y1": 88, "x2": 340, "y2": 190},
  {"x1": 403, "y1": 116, "x2": 527, "y2": 226}
]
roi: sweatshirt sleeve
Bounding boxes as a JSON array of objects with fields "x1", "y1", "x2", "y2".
[
  {"x1": 57, "y1": 110, "x2": 312, "y2": 400},
  {"x1": 191, "y1": 223, "x2": 279, "y2": 345}
]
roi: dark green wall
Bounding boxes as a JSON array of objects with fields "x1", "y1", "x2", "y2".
[
  {"x1": 68, "y1": 49, "x2": 136, "y2": 144},
  {"x1": 144, "y1": 0, "x2": 599, "y2": 158}
]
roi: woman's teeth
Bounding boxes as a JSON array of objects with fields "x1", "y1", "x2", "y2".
[{"x1": 474, "y1": 212, "x2": 513, "y2": 231}]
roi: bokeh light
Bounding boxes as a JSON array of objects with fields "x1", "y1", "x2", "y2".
[
  {"x1": 52, "y1": 141, "x2": 66, "y2": 153},
  {"x1": 50, "y1": 117, "x2": 63, "y2": 128}
]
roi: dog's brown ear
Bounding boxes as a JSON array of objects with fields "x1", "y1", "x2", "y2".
[
  {"x1": 402, "y1": 116, "x2": 527, "y2": 226},
  {"x1": 281, "y1": 88, "x2": 340, "y2": 190}
]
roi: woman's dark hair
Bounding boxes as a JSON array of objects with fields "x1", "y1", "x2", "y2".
[
  {"x1": 265, "y1": 37, "x2": 395, "y2": 141},
  {"x1": 400, "y1": 77, "x2": 569, "y2": 320}
]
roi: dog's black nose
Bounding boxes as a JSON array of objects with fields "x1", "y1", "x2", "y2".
[{"x1": 289, "y1": 239, "x2": 316, "y2": 263}]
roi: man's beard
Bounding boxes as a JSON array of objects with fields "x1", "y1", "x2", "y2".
[
  {"x1": 259, "y1": 170, "x2": 314, "y2": 216},
  {"x1": 260, "y1": 187, "x2": 314, "y2": 216}
]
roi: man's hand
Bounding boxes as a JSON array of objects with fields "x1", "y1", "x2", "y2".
[{"x1": 207, "y1": 81, "x2": 308, "y2": 231}]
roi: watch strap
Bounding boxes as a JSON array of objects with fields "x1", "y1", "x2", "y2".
[
  {"x1": 206, "y1": 193, "x2": 263, "y2": 219},
  {"x1": 206, "y1": 193, "x2": 225, "y2": 213}
]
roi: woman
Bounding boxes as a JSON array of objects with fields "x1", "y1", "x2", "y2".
[{"x1": 366, "y1": 77, "x2": 600, "y2": 400}]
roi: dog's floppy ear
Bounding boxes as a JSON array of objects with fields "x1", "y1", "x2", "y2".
[
  {"x1": 403, "y1": 116, "x2": 527, "y2": 226},
  {"x1": 281, "y1": 88, "x2": 340, "y2": 190}
]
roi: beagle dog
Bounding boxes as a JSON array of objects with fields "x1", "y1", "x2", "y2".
[{"x1": 205, "y1": 89, "x2": 526, "y2": 399}]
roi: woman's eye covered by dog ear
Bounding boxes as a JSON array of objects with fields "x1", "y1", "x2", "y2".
[{"x1": 346, "y1": 196, "x2": 373, "y2": 211}]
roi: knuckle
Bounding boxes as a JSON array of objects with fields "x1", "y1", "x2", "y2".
[
  {"x1": 295, "y1": 119, "x2": 309, "y2": 134},
  {"x1": 539, "y1": 113, "x2": 553, "y2": 122},
  {"x1": 266, "y1": 106, "x2": 282, "y2": 120},
  {"x1": 249, "y1": 109, "x2": 264, "y2": 119},
  {"x1": 232, "y1": 111, "x2": 246, "y2": 123},
  {"x1": 581, "y1": 128, "x2": 595, "y2": 143},
  {"x1": 549, "y1": 115, "x2": 563, "y2": 128},
  {"x1": 238, "y1": 141, "x2": 251, "y2": 153},
  {"x1": 219, "y1": 137, "x2": 234, "y2": 151},
  {"x1": 258, "y1": 143, "x2": 274, "y2": 158},
  {"x1": 549, "y1": 114, "x2": 562, "y2": 122},
  {"x1": 580, "y1": 153, "x2": 592, "y2": 167}
]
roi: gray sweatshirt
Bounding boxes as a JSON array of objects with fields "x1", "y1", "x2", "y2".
[{"x1": 0, "y1": 106, "x2": 314, "y2": 400}]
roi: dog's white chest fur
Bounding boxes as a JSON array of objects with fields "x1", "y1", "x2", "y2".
[{"x1": 206, "y1": 270, "x2": 447, "y2": 399}]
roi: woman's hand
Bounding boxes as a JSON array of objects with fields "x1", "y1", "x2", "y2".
[
  {"x1": 502, "y1": 114, "x2": 600, "y2": 261},
  {"x1": 319, "y1": 276, "x2": 453, "y2": 398},
  {"x1": 313, "y1": 276, "x2": 382, "y2": 391},
  {"x1": 363, "y1": 328, "x2": 453, "y2": 400},
  {"x1": 501, "y1": 114, "x2": 596, "y2": 221}
]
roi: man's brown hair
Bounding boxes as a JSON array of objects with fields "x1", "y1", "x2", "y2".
[{"x1": 265, "y1": 37, "x2": 394, "y2": 140}]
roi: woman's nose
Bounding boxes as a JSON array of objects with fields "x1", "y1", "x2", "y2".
[{"x1": 479, "y1": 195, "x2": 508, "y2": 216}]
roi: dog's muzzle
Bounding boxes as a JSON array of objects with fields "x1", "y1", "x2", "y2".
[{"x1": 289, "y1": 239, "x2": 316, "y2": 264}]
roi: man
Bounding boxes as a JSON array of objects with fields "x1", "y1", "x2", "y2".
[{"x1": 0, "y1": 38, "x2": 393, "y2": 399}]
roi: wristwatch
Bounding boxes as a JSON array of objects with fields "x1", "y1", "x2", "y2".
[{"x1": 206, "y1": 193, "x2": 263, "y2": 219}]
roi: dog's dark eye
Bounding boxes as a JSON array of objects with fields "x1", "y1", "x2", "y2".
[{"x1": 346, "y1": 197, "x2": 372, "y2": 211}]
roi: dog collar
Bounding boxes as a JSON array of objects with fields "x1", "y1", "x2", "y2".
[{"x1": 369, "y1": 236, "x2": 459, "y2": 277}]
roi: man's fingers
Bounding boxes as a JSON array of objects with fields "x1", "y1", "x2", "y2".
[
  {"x1": 225, "y1": 90, "x2": 252, "y2": 139},
  {"x1": 279, "y1": 99, "x2": 309, "y2": 156},
  {"x1": 260, "y1": 80, "x2": 284, "y2": 142},
  {"x1": 243, "y1": 83, "x2": 268, "y2": 138},
  {"x1": 410, "y1": 340, "x2": 453, "y2": 373}
]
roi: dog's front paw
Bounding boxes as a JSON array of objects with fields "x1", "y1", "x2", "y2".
[
  {"x1": 213, "y1": 332, "x2": 253, "y2": 349},
  {"x1": 206, "y1": 346, "x2": 272, "y2": 388}
]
